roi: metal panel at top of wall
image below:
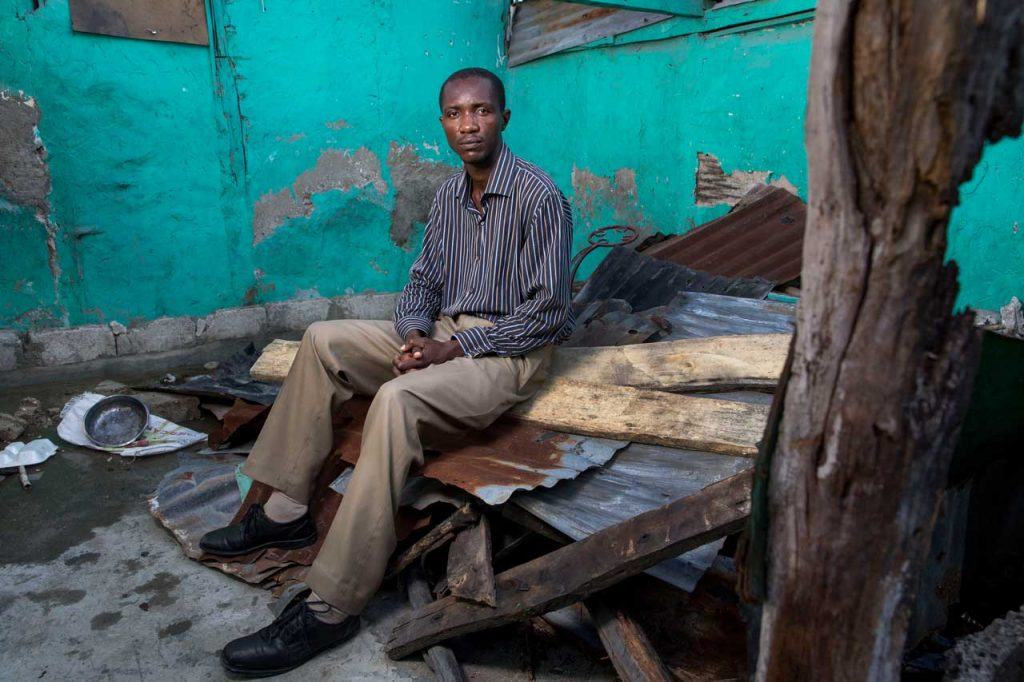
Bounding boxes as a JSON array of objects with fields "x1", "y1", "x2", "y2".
[
  {"x1": 69, "y1": 0, "x2": 209, "y2": 46},
  {"x1": 507, "y1": 0, "x2": 672, "y2": 67}
]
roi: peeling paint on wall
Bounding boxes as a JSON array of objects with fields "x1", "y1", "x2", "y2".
[
  {"x1": 0, "y1": 91, "x2": 51, "y2": 217},
  {"x1": 387, "y1": 142, "x2": 458, "y2": 249},
  {"x1": 571, "y1": 165, "x2": 646, "y2": 226},
  {"x1": 252, "y1": 147, "x2": 388, "y2": 245},
  {"x1": 694, "y1": 152, "x2": 797, "y2": 207},
  {"x1": 325, "y1": 119, "x2": 350, "y2": 130}
]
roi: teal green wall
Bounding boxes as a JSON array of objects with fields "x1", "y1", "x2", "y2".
[{"x1": 1, "y1": 0, "x2": 1021, "y2": 330}]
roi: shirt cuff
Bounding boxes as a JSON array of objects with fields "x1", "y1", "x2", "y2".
[
  {"x1": 394, "y1": 316, "x2": 433, "y2": 340},
  {"x1": 452, "y1": 326, "x2": 494, "y2": 358}
]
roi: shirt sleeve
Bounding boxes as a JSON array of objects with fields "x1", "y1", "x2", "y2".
[
  {"x1": 394, "y1": 199, "x2": 443, "y2": 339},
  {"x1": 453, "y1": 191, "x2": 574, "y2": 357}
]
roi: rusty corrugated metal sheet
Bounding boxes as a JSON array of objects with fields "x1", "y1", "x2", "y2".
[
  {"x1": 333, "y1": 399, "x2": 627, "y2": 505},
  {"x1": 69, "y1": 0, "x2": 209, "y2": 45},
  {"x1": 508, "y1": 0, "x2": 671, "y2": 67},
  {"x1": 513, "y1": 443, "x2": 753, "y2": 592},
  {"x1": 574, "y1": 246, "x2": 775, "y2": 312},
  {"x1": 643, "y1": 186, "x2": 807, "y2": 284}
]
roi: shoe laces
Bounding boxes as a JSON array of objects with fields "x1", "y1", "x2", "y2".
[{"x1": 264, "y1": 600, "x2": 308, "y2": 642}]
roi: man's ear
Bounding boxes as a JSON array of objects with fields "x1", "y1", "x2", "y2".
[{"x1": 502, "y1": 109, "x2": 511, "y2": 130}]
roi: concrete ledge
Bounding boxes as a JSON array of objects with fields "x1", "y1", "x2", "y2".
[
  {"x1": 26, "y1": 324, "x2": 116, "y2": 366},
  {"x1": 0, "y1": 292, "x2": 400, "y2": 380}
]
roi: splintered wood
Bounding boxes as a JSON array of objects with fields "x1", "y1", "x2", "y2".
[
  {"x1": 386, "y1": 469, "x2": 753, "y2": 659},
  {"x1": 250, "y1": 334, "x2": 790, "y2": 391}
]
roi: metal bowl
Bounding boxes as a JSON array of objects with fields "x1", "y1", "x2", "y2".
[{"x1": 84, "y1": 395, "x2": 150, "y2": 447}]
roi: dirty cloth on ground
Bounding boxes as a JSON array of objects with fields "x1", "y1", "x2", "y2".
[{"x1": 58, "y1": 392, "x2": 206, "y2": 457}]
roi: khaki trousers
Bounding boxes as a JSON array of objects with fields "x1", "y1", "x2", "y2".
[{"x1": 242, "y1": 315, "x2": 551, "y2": 614}]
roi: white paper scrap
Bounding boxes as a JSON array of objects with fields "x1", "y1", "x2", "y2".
[
  {"x1": 0, "y1": 439, "x2": 58, "y2": 468},
  {"x1": 58, "y1": 392, "x2": 206, "y2": 458}
]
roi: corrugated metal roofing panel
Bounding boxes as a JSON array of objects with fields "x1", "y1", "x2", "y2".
[
  {"x1": 643, "y1": 186, "x2": 806, "y2": 284},
  {"x1": 332, "y1": 399, "x2": 627, "y2": 506},
  {"x1": 513, "y1": 443, "x2": 753, "y2": 592},
  {"x1": 649, "y1": 291, "x2": 797, "y2": 339},
  {"x1": 574, "y1": 246, "x2": 775, "y2": 311},
  {"x1": 508, "y1": 0, "x2": 672, "y2": 67}
]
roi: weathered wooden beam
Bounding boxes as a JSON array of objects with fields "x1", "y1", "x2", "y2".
[
  {"x1": 571, "y1": 0, "x2": 703, "y2": 17},
  {"x1": 386, "y1": 504, "x2": 478, "y2": 581},
  {"x1": 509, "y1": 380, "x2": 768, "y2": 457},
  {"x1": 405, "y1": 565, "x2": 468, "y2": 682},
  {"x1": 386, "y1": 469, "x2": 752, "y2": 659},
  {"x1": 446, "y1": 515, "x2": 497, "y2": 607},
  {"x1": 251, "y1": 334, "x2": 790, "y2": 392},
  {"x1": 585, "y1": 595, "x2": 673, "y2": 682},
  {"x1": 754, "y1": 0, "x2": 1024, "y2": 679}
]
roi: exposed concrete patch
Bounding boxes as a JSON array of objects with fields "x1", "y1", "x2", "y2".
[
  {"x1": 252, "y1": 147, "x2": 388, "y2": 245},
  {"x1": 694, "y1": 152, "x2": 798, "y2": 207},
  {"x1": 266, "y1": 297, "x2": 331, "y2": 332},
  {"x1": 571, "y1": 165, "x2": 646, "y2": 226},
  {"x1": 196, "y1": 305, "x2": 266, "y2": 342},
  {"x1": 26, "y1": 324, "x2": 116, "y2": 366},
  {"x1": 387, "y1": 142, "x2": 458, "y2": 249},
  {"x1": 1, "y1": 292, "x2": 399, "y2": 373},
  {"x1": 325, "y1": 118, "x2": 351, "y2": 129},
  {"x1": 0, "y1": 331, "x2": 22, "y2": 372},
  {"x1": 0, "y1": 91, "x2": 50, "y2": 216},
  {"x1": 946, "y1": 604, "x2": 1024, "y2": 680}
]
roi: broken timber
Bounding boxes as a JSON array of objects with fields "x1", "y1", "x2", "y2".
[
  {"x1": 406, "y1": 565, "x2": 468, "y2": 682},
  {"x1": 250, "y1": 335, "x2": 789, "y2": 392},
  {"x1": 446, "y1": 515, "x2": 497, "y2": 607},
  {"x1": 585, "y1": 595, "x2": 673, "y2": 682},
  {"x1": 509, "y1": 380, "x2": 767, "y2": 457},
  {"x1": 386, "y1": 504, "x2": 478, "y2": 581},
  {"x1": 385, "y1": 469, "x2": 752, "y2": 659}
]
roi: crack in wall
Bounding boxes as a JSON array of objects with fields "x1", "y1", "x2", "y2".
[{"x1": 251, "y1": 147, "x2": 387, "y2": 246}]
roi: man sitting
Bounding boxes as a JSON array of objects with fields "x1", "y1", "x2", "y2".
[{"x1": 199, "y1": 67, "x2": 575, "y2": 677}]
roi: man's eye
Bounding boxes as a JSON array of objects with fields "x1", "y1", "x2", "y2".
[{"x1": 477, "y1": 107, "x2": 489, "y2": 115}]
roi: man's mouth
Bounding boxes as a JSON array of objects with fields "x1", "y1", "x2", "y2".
[{"x1": 460, "y1": 138, "x2": 483, "y2": 150}]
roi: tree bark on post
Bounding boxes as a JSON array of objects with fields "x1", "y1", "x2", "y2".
[{"x1": 753, "y1": 2, "x2": 1024, "y2": 680}]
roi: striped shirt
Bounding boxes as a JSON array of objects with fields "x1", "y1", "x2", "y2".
[{"x1": 394, "y1": 144, "x2": 575, "y2": 357}]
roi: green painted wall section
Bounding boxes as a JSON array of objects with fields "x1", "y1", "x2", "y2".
[{"x1": 1, "y1": 0, "x2": 1020, "y2": 330}]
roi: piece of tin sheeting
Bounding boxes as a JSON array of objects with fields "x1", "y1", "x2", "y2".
[{"x1": 513, "y1": 443, "x2": 752, "y2": 592}]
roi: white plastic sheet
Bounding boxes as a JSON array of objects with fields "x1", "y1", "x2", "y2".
[
  {"x1": 58, "y1": 392, "x2": 206, "y2": 457},
  {"x1": 0, "y1": 439, "x2": 58, "y2": 468}
]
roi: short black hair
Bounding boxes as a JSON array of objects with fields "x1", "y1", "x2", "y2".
[{"x1": 438, "y1": 67, "x2": 506, "y2": 111}]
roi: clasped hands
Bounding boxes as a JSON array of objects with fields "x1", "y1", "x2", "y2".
[{"x1": 392, "y1": 331, "x2": 464, "y2": 377}]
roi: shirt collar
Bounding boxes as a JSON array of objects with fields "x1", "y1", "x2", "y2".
[{"x1": 458, "y1": 143, "x2": 518, "y2": 206}]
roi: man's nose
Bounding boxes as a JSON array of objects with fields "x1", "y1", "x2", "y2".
[{"x1": 459, "y1": 114, "x2": 480, "y2": 133}]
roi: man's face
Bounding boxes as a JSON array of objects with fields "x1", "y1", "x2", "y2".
[{"x1": 439, "y1": 77, "x2": 510, "y2": 166}]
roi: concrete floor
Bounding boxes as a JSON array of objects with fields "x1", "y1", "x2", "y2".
[{"x1": 0, "y1": 369, "x2": 614, "y2": 681}]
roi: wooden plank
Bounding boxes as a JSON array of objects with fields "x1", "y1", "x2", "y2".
[
  {"x1": 406, "y1": 566, "x2": 468, "y2": 682},
  {"x1": 446, "y1": 516, "x2": 497, "y2": 607},
  {"x1": 250, "y1": 334, "x2": 789, "y2": 392},
  {"x1": 385, "y1": 469, "x2": 752, "y2": 659},
  {"x1": 385, "y1": 504, "x2": 478, "y2": 581},
  {"x1": 551, "y1": 334, "x2": 788, "y2": 391},
  {"x1": 69, "y1": 0, "x2": 209, "y2": 45},
  {"x1": 510, "y1": 380, "x2": 767, "y2": 457},
  {"x1": 585, "y1": 595, "x2": 673, "y2": 682}
]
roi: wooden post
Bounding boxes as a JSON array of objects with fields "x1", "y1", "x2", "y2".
[
  {"x1": 585, "y1": 594, "x2": 673, "y2": 682},
  {"x1": 753, "y1": 2, "x2": 1024, "y2": 680},
  {"x1": 405, "y1": 565, "x2": 468, "y2": 682},
  {"x1": 446, "y1": 515, "x2": 497, "y2": 607}
]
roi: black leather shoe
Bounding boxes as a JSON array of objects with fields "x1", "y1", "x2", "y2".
[
  {"x1": 199, "y1": 503, "x2": 317, "y2": 556},
  {"x1": 220, "y1": 598, "x2": 360, "y2": 678}
]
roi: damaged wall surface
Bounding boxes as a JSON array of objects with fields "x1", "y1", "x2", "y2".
[{"x1": 1, "y1": 0, "x2": 1021, "y2": 333}]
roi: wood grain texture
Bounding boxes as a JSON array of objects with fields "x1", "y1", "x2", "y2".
[
  {"x1": 250, "y1": 335, "x2": 790, "y2": 391},
  {"x1": 756, "y1": 1, "x2": 1024, "y2": 680},
  {"x1": 446, "y1": 516, "x2": 497, "y2": 607},
  {"x1": 406, "y1": 566, "x2": 468, "y2": 682},
  {"x1": 509, "y1": 380, "x2": 768, "y2": 457},
  {"x1": 585, "y1": 596, "x2": 673, "y2": 682},
  {"x1": 386, "y1": 470, "x2": 752, "y2": 659}
]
